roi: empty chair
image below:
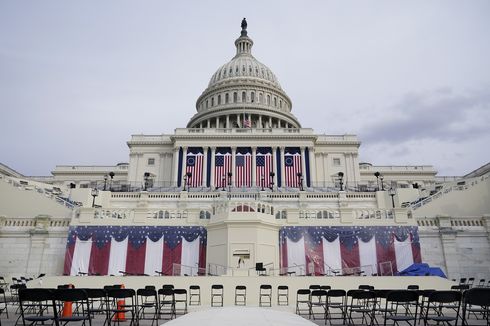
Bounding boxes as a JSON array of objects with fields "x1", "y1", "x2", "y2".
[
  {"x1": 136, "y1": 288, "x2": 158, "y2": 326},
  {"x1": 461, "y1": 288, "x2": 490, "y2": 325},
  {"x1": 467, "y1": 277, "x2": 475, "y2": 288},
  {"x1": 422, "y1": 290, "x2": 461, "y2": 326},
  {"x1": 476, "y1": 279, "x2": 485, "y2": 288},
  {"x1": 235, "y1": 286, "x2": 246, "y2": 306},
  {"x1": 459, "y1": 278, "x2": 467, "y2": 285},
  {"x1": 416, "y1": 289, "x2": 436, "y2": 325},
  {"x1": 295, "y1": 289, "x2": 311, "y2": 317},
  {"x1": 359, "y1": 285, "x2": 374, "y2": 291},
  {"x1": 259, "y1": 285, "x2": 272, "y2": 307},
  {"x1": 162, "y1": 284, "x2": 174, "y2": 290},
  {"x1": 407, "y1": 285, "x2": 419, "y2": 290},
  {"x1": 84, "y1": 288, "x2": 107, "y2": 318},
  {"x1": 211, "y1": 285, "x2": 224, "y2": 307},
  {"x1": 53, "y1": 288, "x2": 92, "y2": 326},
  {"x1": 18, "y1": 288, "x2": 57, "y2": 326},
  {"x1": 346, "y1": 289, "x2": 376, "y2": 326},
  {"x1": 310, "y1": 290, "x2": 328, "y2": 321},
  {"x1": 321, "y1": 285, "x2": 332, "y2": 291},
  {"x1": 173, "y1": 289, "x2": 188, "y2": 315},
  {"x1": 383, "y1": 290, "x2": 419, "y2": 326},
  {"x1": 309, "y1": 285, "x2": 321, "y2": 291},
  {"x1": 106, "y1": 288, "x2": 136, "y2": 326},
  {"x1": 189, "y1": 285, "x2": 201, "y2": 306},
  {"x1": 0, "y1": 289, "x2": 9, "y2": 320},
  {"x1": 277, "y1": 286, "x2": 289, "y2": 306},
  {"x1": 157, "y1": 288, "x2": 175, "y2": 320},
  {"x1": 326, "y1": 289, "x2": 347, "y2": 325}
]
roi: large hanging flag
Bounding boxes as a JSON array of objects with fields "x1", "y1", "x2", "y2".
[
  {"x1": 256, "y1": 147, "x2": 273, "y2": 188},
  {"x1": 279, "y1": 226, "x2": 421, "y2": 276},
  {"x1": 185, "y1": 148, "x2": 204, "y2": 187},
  {"x1": 235, "y1": 148, "x2": 251, "y2": 188},
  {"x1": 63, "y1": 226, "x2": 207, "y2": 276},
  {"x1": 284, "y1": 147, "x2": 302, "y2": 188},
  {"x1": 214, "y1": 148, "x2": 232, "y2": 188}
]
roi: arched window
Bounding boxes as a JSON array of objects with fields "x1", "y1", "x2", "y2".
[
  {"x1": 242, "y1": 91, "x2": 246, "y2": 102},
  {"x1": 251, "y1": 92, "x2": 255, "y2": 103},
  {"x1": 217, "y1": 95, "x2": 221, "y2": 105},
  {"x1": 206, "y1": 100, "x2": 208, "y2": 109},
  {"x1": 274, "y1": 97, "x2": 277, "y2": 107},
  {"x1": 164, "y1": 211, "x2": 170, "y2": 219},
  {"x1": 211, "y1": 97, "x2": 214, "y2": 106},
  {"x1": 225, "y1": 93, "x2": 229, "y2": 104},
  {"x1": 199, "y1": 211, "x2": 206, "y2": 219},
  {"x1": 234, "y1": 92, "x2": 238, "y2": 103},
  {"x1": 267, "y1": 95, "x2": 271, "y2": 105},
  {"x1": 249, "y1": 66, "x2": 252, "y2": 74},
  {"x1": 242, "y1": 65, "x2": 245, "y2": 72},
  {"x1": 259, "y1": 93, "x2": 263, "y2": 103},
  {"x1": 279, "y1": 100, "x2": 282, "y2": 109},
  {"x1": 158, "y1": 211, "x2": 164, "y2": 219}
]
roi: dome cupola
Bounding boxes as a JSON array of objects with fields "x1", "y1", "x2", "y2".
[{"x1": 187, "y1": 19, "x2": 300, "y2": 129}]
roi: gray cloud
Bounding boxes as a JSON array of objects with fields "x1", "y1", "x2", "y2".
[{"x1": 360, "y1": 87, "x2": 490, "y2": 144}]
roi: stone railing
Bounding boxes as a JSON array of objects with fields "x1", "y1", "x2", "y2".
[
  {"x1": 412, "y1": 173, "x2": 490, "y2": 210},
  {"x1": 416, "y1": 216, "x2": 486, "y2": 229},
  {"x1": 0, "y1": 215, "x2": 70, "y2": 230}
]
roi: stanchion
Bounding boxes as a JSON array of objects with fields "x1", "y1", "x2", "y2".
[
  {"x1": 113, "y1": 284, "x2": 126, "y2": 321},
  {"x1": 61, "y1": 284, "x2": 74, "y2": 317}
]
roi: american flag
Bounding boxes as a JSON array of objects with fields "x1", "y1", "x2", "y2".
[
  {"x1": 243, "y1": 113, "x2": 252, "y2": 128},
  {"x1": 214, "y1": 151, "x2": 232, "y2": 188},
  {"x1": 235, "y1": 152, "x2": 251, "y2": 187},
  {"x1": 256, "y1": 152, "x2": 273, "y2": 188},
  {"x1": 284, "y1": 149, "x2": 302, "y2": 188},
  {"x1": 185, "y1": 152, "x2": 203, "y2": 187}
]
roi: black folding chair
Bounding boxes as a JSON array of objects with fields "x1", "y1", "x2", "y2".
[
  {"x1": 189, "y1": 285, "x2": 201, "y2": 306},
  {"x1": 383, "y1": 290, "x2": 419, "y2": 326},
  {"x1": 259, "y1": 285, "x2": 272, "y2": 307},
  {"x1": 461, "y1": 288, "x2": 490, "y2": 325},
  {"x1": 157, "y1": 288, "x2": 175, "y2": 320},
  {"x1": 136, "y1": 288, "x2": 158, "y2": 326},
  {"x1": 173, "y1": 289, "x2": 187, "y2": 315},
  {"x1": 295, "y1": 289, "x2": 311, "y2": 317},
  {"x1": 310, "y1": 290, "x2": 328, "y2": 321},
  {"x1": 422, "y1": 290, "x2": 461, "y2": 326},
  {"x1": 52, "y1": 289, "x2": 92, "y2": 326},
  {"x1": 211, "y1": 285, "x2": 223, "y2": 307},
  {"x1": 277, "y1": 286, "x2": 289, "y2": 306},
  {"x1": 326, "y1": 289, "x2": 347, "y2": 325},
  {"x1": 84, "y1": 288, "x2": 107, "y2": 320},
  {"x1": 0, "y1": 288, "x2": 9, "y2": 320},
  {"x1": 234, "y1": 286, "x2": 246, "y2": 306},
  {"x1": 106, "y1": 288, "x2": 136, "y2": 326},
  {"x1": 18, "y1": 288, "x2": 57, "y2": 326},
  {"x1": 346, "y1": 289, "x2": 376, "y2": 326}
]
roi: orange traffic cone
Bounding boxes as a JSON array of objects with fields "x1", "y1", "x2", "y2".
[
  {"x1": 114, "y1": 284, "x2": 126, "y2": 321},
  {"x1": 62, "y1": 284, "x2": 74, "y2": 317}
]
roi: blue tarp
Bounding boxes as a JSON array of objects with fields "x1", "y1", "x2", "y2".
[{"x1": 397, "y1": 263, "x2": 447, "y2": 278}]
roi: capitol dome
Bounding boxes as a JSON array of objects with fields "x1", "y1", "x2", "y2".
[{"x1": 187, "y1": 19, "x2": 301, "y2": 129}]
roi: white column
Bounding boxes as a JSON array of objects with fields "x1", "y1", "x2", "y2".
[
  {"x1": 252, "y1": 147, "x2": 257, "y2": 187},
  {"x1": 272, "y1": 146, "x2": 278, "y2": 188},
  {"x1": 207, "y1": 119, "x2": 210, "y2": 128},
  {"x1": 182, "y1": 146, "x2": 188, "y2": 187},
  {"x1": 309, "y1": 147, "x2": 316, "y2": 188},
  {"x1": 269, "y1": 116, "x2": 272, "y2": 128},
  {"x1": 258, "y1": 115, "x2": 262, "y2": 128},
  {"x1": 237, "y1": 114, "x2": 241, "y2": 128},
  {"x1": 280, "y1": 146, "x2": 285, "y2": 188},
  {"x1": 210, "y1": 147, "x2": 216, "y2": 188},
  {"x1": 278, "y1": 120, "x2": 282, "y2": 128},
  {"x1": 203, "y1": 147, "x2": 208, "y2": 188},
  {"x1": 216, "y1": 116, "x2": 219, "y2": 128},
  {"x1": 172, "y1": 147, "x2": 180, "y2": 187},
  {"x1": 231, "y1": 147, "x2": 236, "y2": 187},
  {"x1": 301, "y1": 147, "x2": 307, "y2": 187},
  {"x1": 226, "y1": 115, "x2": 230, "y2": 128}
]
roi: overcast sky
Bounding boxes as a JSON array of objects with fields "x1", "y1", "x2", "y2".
[{"x1": 1, "y1": 1, "x2": 489, "y2": 177}]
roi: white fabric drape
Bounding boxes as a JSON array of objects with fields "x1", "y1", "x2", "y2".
[
  {"x1": 395, "y1": 237, "x2": 414, "y2": 272},
  {"x1": 144, "y1": 236, "x2": 164, "y2": 276},
  {"x1": 359, "y1": 236, "x2": 378, "y2": 275},
  {"x1": 181, "y1": 236, "x2": 200, "y2": 276},
  {"x1": 70, "y1": 238, "x2": 92, "y2": 276},
  {"x1": 107, "y1": 237, "x2": 128, "y2": 276},
  {"x1": 287, "y1": 237, "x2": 306, "y2": 275},
  {"x1": 322, "y1": 237, "x2": 342, "y2": 274}
]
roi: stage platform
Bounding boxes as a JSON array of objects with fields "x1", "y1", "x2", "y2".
[{"x1": 31, "y1": 275, "x2": 455, "y2": 307}]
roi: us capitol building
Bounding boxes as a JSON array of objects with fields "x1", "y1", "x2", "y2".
[{"x1": 1, "y1": 19, "x2": 489, "y2": 281}]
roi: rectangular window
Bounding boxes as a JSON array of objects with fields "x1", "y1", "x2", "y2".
[
  {"x1": 333, "y1": 158, "x2": 341, "y2": 166},
  {"x1": 147, "y1": 158, "x2": 155, "y2": 165}
]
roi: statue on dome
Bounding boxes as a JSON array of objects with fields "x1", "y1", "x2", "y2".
[{"x1": 241, "y1": 18, "x2": 247, "y2": 30}]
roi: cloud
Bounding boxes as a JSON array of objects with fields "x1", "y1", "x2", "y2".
[{"x1": 360, "y1": 87, "x2": 490, "y2": 144}]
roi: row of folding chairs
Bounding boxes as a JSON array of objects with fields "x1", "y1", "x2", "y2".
[
  {"x1": 295, "y1": 287, "x2": 490, "y2": 326},
  {"x1": 15, "y1": 286, "x2": 194, "y2": 326},
  {"x1": 454, "y1": 277, "x2": 490, "y2": 288}
]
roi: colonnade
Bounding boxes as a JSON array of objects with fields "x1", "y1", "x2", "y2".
[
  {"x1": 172, "y1": 146, "x2": 316, "y2": 189},
  {"x1": 195, "y1": 114, "x2": 294, "y2": 129}
]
